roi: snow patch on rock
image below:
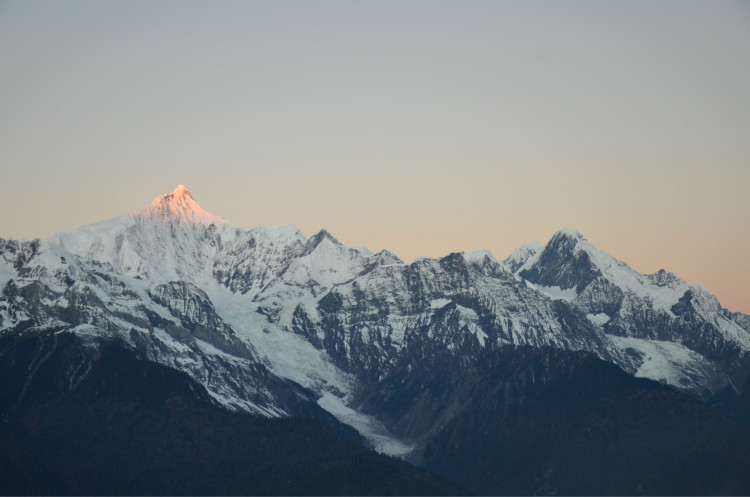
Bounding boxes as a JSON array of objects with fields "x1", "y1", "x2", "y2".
[{"x1": 587, "y1": 313, "x2": 611, "y2": 325}]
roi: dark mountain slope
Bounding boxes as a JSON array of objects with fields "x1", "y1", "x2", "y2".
[
  {"x1": 709, "y1": 359, "x2": 750, "y2": 430},
  {"x1": 362, "y1": 345, "x2": 750, "y2": 495},
  {"x1": 0, "y1": 332, "x2": 465, "y2": 496}
]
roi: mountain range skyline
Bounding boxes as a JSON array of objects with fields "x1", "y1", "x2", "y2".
[
  {"x1": 1, "y1": 1, "x2": 748, "y2": 315},
  {"x1": 2, "y1": 183, "x2": 747, "y2": 314}
]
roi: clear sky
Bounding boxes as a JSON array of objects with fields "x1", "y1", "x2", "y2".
[{"x1": 1, "y1": 1, "x2": 749, "y2": 312}]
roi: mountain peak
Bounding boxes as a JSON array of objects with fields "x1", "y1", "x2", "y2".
[
  {"x1": 311, "y1": 229, "x2": 342, "y2": 246},
  {"x1": 171, "y1": 184, "x2": 191, "y2": 197},
  {"x1": 516, "y1": 229, "x2": 598, "y2": 292},
  {"x1": 463, "y1": 248, "x2": 498, "y2": 266},
  {"x1": 300, "y1": 229, "x2": 343, "y2": 256},
  {"x1": 551, "y1": 228, "x2": 586, "y2": 242},
  {"x1": 504, "y1": 241, "x2": 543, "y2": 274},
  {"x1": 543, "y1": 229, "x2": 591, "y2": 258},
  {"x1": 137, "y1": 185, "x2": 226, "y2": 226}
]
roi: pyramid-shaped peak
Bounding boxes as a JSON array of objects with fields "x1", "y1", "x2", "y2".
[
  {"x1": 171, "y1": 184, "x2": 192, "y2": 197},
  {"x1": 138, "y1": 185, "x2": 225, "y2": 226},
  {"x1": 550, "y1": 228, "x2": 587, "y2": 242},
  {"x1": 300, "y1": 229, "x2": 343, "y2": 256},
  {"x1": 311, "y1": 229, "x2": 342, "y2": 245},
  {"x1": 543, "y1": 229, "x2": 592, "y2": 256}
]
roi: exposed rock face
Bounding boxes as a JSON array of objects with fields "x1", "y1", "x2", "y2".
[
  {"x1": 148, "y1": 281, "x2": 254, "y2": 360},
  {"x1": 513, "y1": 229, "x2": 749, "y2": 398},
  {"x1": 519, "y1": 229, "x2": 602, "y2": 292}
]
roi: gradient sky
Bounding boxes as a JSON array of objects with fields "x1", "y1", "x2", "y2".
[{"x1": 1, "y1": 1, "x2": 749, "y2": 312}]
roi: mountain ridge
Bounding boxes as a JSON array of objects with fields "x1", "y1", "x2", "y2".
[{"x1": 1, "y1": 185, "x2": 749, "y2": 463}]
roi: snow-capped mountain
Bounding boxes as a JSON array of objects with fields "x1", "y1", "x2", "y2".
[
  {"x1": 513, "y1": 228, "x2": 750, "y2": 396},
  {"x1": 1, "y1": 186, "x2": 749, "y2": 459}
]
